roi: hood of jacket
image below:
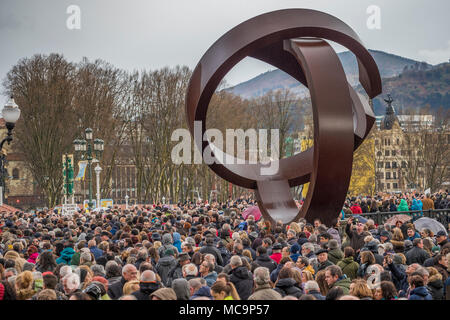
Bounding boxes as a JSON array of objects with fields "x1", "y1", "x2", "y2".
[
  {"x1": 172, "y1": 232, "x2": 181, "y2": 243},
  {"x1": 59, "y1": 247, "x2": 75, "y2": 259},
  {"x1": 328, "y1": 249, "x2": 343, "y2": 260},
  {"x1": 410, "y1": 286, "x2": 430, "y2": 297},
  {"x1": 427, "y1": 278, "x2": 443, "y2": 290},
  {"x1": 275, "y1": 278, "x2": 297, "y2": 289},
  {"x1": 340, "y1": 256, "x2": 355, "y2": 265},
  {"x1": 158, "y1": 255, "x2": 176, "y2": 266},
  {"x1": 162, "y1": 233, "x2": 173, "y2": 245},
  {"x1": 232, "y1": 266, "x2": 252, "y2": 280},
  {"x1": 172, "y1": 278, "x2": 190, "y2": 300},
  {"x1": 192, "y1": 286, "x2": 212, "y2": 299},
  {"x1": 139, "y1": 281, "x2": 160, "y2": 295}
]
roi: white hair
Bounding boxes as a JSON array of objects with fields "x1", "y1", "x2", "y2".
[
  {"x1": 253, "y1": 267, "x2": 270, "y2": 285},
  {"x1": 63, "y1": 273, "x2": 80, "y2": 292},
  {"x1": 304, "y1": 280, "x2": 320, "y2": 293},
  {"x1": 230, "y1": 255, "x2": 242, "y2": 267},
  {"x1": 60, "y1": 265, "x2": 73, "y2": 278},
  {"x1": 183, "y1": 263, "x2": 198, "y2": 276}
]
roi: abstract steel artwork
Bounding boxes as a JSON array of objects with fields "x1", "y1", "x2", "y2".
[{"x1": 186, "y1": 9, "x2": 382, "y2": 226}]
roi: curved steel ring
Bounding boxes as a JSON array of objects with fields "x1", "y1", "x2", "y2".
[{"x1": 186, "y1": 9, "x2": 382, "y2": 226}]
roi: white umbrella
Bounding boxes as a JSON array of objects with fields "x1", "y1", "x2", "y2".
[
  {"x1": 92, "y1": 207, "x2": 110, "y2": 212},
  {"x1": 414, "y1": 217, "x2": 447, "y2": 236}
]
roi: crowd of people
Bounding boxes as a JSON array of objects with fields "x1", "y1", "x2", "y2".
[{"x1": 0, "y1": 192, "x2": 449, "y2": 301}]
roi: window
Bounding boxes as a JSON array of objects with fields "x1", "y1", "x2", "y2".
[
  {"x1": 385, "y1": 162, "x2": 391, "y2": 168},
  {"x1": 401, "y1": 161, "x2": 407, "y2": 168},
  {"x1": 393, "y1": 183, "x2": 398, "y2": 189},
  {"x1": 396, "y1": 138, "x2": 400, "y2": 145},
  {"x1": 12, "y1": 168, "x2": 19, "y2": 180},
  {"x1": 378, "y1": 162, "x2": 384, "y2": 168},
  {"x1": 392, "y1": 162, "x2": 397, "y2": 168},
  {"x1": 386, "y1": 172, "x2": 391, "y2": 179},
  {"x1": 377, "y1": 151, "x2": 382, "y2": 157},
  {"x1": 393, "y1": 172, "x2": 397, "y2": 179},
  {"x1": 385, "y1": 150, "x2": 390, "y2": 156},
  {"x1": 392, "y1": 150, "x2": 396, "y2": 157},
  {"x1": 386, "y1": 183, "x2": 391, "y2": 189}
]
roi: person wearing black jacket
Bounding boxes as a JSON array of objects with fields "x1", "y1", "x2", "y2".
[
  {"x1": 229, "y1": 256, "x2": 253, "y2": 300},
  {"x1": 131, "y1": 270, "x2": 161, "y2": 300},
  {"x1": 405, "y1": 238, "x2": 430, "y2": 265},
  {"x1": 273, "y1": 267, "x2": 303, "y2": 299},
  {"x1": 199, "y1": 236, "x2": 224, "y2": 266},
  {"x1": 254, "y1": 246, "x2": 277, "y2": 273},
  {"x1": 346, "y1": 217, "x2": 371, "y2": 254},
  {"x1": 107, "y1": 264, "x2": 138, "y2": 300}
]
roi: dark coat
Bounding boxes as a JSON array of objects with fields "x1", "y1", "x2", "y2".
[
  {"x1": 345, "y1": 224, "x2": 370, "y2": 252},
  {"x1": 273, "y1": 278, "x2": 303, "y2": 298},
  {"x1": 387, "y1": 262, "x2": 408, "y2": 296},
  {"x1": 433, "y1": 263, "x2": 449, "y2": 281},
  {"x1": 167, "y1": 262, "x2": 184, "y2": 286},
  {"x1": 408, "y1": 286, "x2": 432, "y2": 300},
  {"x1": 427, "y1": 277, "x2": 444, "y2": 300},
  {"x1": 405, "y1": 247, "x2": 430, "y2": 265},
  {"x1": 230, "y1": 266, "x2": 254, "y2": 300},
  {"x1": 254, "y1": 254, "x2": 277, "y2": 273},
  {"x1": 317, "y1": 260, "x2": 334, "y2": 272},
  {"x1": 131, "y1": 282, "x2": 161, "y2": 300},
  {"x1": 155, "y1": 255, "x2": 178, "y2": 287},
  {"x1": 308, "y1": 289, "x2": 325, "y2": 300},
  {"x1": 107, "y1": 276, "x2": 127, "y2": 300},
  {"x1": 199, "y1": 244, "x2": 224, "y2": 266}
]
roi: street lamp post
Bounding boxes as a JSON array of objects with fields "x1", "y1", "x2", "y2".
[
  {"x1": 73, "y1": 129, "x2": 104, "y2": 210},
  {"x1": 94, "y1": 164, "x2": 102, "y2": 209},
  {"x1": 0, "y1": 96, "x2": 21, "y2": 206},
  {"x1": 125, "y1": 194, "x2": 129, "y2": 209}
]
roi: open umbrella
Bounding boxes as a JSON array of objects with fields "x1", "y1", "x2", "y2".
[
  {"x1": 385, "y1": 214, "x2": 412, "y2": 226},
  {"x1": 92, "y1": 207, "x2": 110, "y2": 212},
  {"x1": 352, "y1": 215, "x2": 368, "y2": 224},
  {"x1": 414, "y1": 217, "x2": 447, "y2": 236},
  {"x1": 242, "y1": 206, "x2": 262, "y2": 221}
]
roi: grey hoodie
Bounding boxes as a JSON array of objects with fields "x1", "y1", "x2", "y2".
[
  {"x1": 172, "y1": 278, "x2": 190, "y2": 300},
  {"x1": 158, "y1": 233, "x2": 178, "y2": 258}
]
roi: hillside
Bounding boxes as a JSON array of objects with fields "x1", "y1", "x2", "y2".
[
  {"x1": 226, "y1": 50, "x2": 436, "y2": 115},
  {"x1": 369, "y1": 62, "x2": 450, "y2": 115}
]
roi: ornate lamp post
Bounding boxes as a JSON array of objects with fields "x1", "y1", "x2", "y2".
[
  {"x1": 94, "y1": 164, "x2": 102, "y2": 209},
  {"x1": 0, "y1": 96, "x2": 21, "y2": 205},
  {"x1": 73, "y1": 128, "x2": 104, "y2": 210},
  {"x1": 125, "y1": 194, "x2": 129, "y2": 209}
]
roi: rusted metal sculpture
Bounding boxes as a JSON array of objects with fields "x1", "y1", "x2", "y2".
[{"x1": 186, "y1": 9, "x2": 381, "y2": 226}]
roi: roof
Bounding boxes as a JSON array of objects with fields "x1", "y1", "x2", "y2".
[{"x1": 0, "y1": 203, "x2": 20, "y2": 213}]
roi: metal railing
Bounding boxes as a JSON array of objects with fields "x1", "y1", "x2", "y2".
[{"x1": 353, "y1": 209, "x2": 450, "y2": 226}]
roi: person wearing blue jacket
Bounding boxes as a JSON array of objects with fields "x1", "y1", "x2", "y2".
[
  {"x1": 56, "y1": 243, "x2": 75, "y2": 265},
  {"x1": 408, "y1": 275, "x2": 432, "y2": 300},
  {"x1": 410, "y1": 198, "x2": 423, "y2": 221},
  {"x1": 172, "y1": 232, "x2": 182, "y2": 253}
]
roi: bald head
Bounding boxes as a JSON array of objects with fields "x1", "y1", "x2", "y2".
[{"x1": 140, "y1": 270, "x2": 156, "y2": 282}]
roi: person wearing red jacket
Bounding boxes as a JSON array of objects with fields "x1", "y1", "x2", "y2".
[
  {"x1": 350, "y1": 202, "x2": 362, "y2": 214},
  {"x1": 270, "y1": 243, "x2": 283, "y2": 264}
]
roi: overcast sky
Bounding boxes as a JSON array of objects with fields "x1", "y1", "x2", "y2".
[{"x1": 1, "y1": 0, "x2": 449, "y2": 103}]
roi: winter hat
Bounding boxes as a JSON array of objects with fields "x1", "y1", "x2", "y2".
[
  {"x1": 171, "y1": 278, "x2": 190, "y2": 300},
  {"x1": 380, "y1": 230, "x2": 390, "y2": 238},
  {"x1": 83, "y1": 282, "x2": 103, "y2": 300},
  {"x1": 328, "y1": 239, "x2": 339, "y2": 250},
  {"x1": 23, "y1": 262, "x2": 35, "y2": 271},
  {"x1": 150, "y1": 288, "x2": 177, "y2": 300},
  {"x1": 404, "y1": 240, "x2": 413, "y2": 251}
]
